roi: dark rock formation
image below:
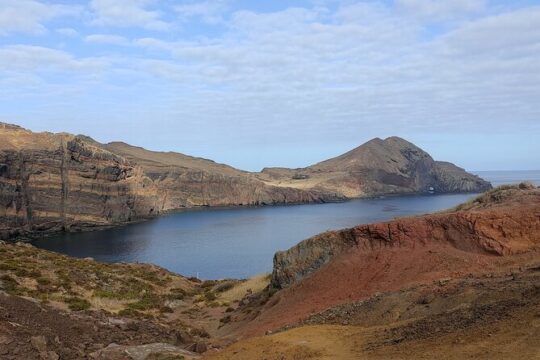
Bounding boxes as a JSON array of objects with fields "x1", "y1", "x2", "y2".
[{"x1": 272, "y1": 185, "x2": 540, "y2": 289}]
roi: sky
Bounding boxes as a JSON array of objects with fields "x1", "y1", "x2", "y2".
[{"x1": 0, "y1": 0, "x2": 539, "y2": 172}]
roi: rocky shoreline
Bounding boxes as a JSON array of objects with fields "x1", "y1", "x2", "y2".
[{"x1": 0, "y1": 123, "x2": 490, "y2": 240}]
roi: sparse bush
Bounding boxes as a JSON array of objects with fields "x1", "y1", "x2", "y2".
[
  {"x1": 127, "y1": 293, "x2": 162, "y2": 311},
  {"x1": 452, "y1": 183, "x2": 535, "y2": 211},
  {"x1": 118, "y1": 308, "x2": 142, "y2": 317},
  {"x1": 203, "y1": 291, "x2": 216, "y2": 302},
  {"x1": 159, "y1": 305, "x2": 174, "y2": 313},
  {"x1": 200, "y1": 280, "x2": 217, "y2": 289},
  {"x1": 188, "y1": 327, "x2": 210, "y2": 338},
  {"x1": 15, "y1": 268, "x2": 41, "y2": 278},
  {"x1": 65, "y1": 297, "x2": 91, "y2": 311},
  {"x1": 36, "y1": 277, "x2": 51, "y2": 285},
  {"x1": 0, "y1": 274, "x2": 19, "y2": 292},
  {"x1": 0, "y1": 260, "x2": 19, "y2": 271},
  {"x1": 213, "y1": 280, "x2": 236, "y2": 293},
  {"x1": 518, "y1": 181, "x2": 536, "y2": 190},
  {"x1": 220, "y1": 315, "x2": 231, "y2": 324},
  {"x1": 164, "y1": 287, "x2": 186, "y2": 300}
]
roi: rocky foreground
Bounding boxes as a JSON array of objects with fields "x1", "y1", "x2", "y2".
[
  {"x1": 211, "y1": 184, "x2": 539, "y2": 359},
  {"x1": 0, "y1": 240, "x2": 271, "y2": 359},
  {"x1": 0, "y1": 184, "x2": 538, "y2": 359},
  {"x1": 0, "y1": 122, "x2": 490, "y2": 240}
]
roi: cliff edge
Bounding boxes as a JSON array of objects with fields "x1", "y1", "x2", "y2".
[{"x1": 0, "y1": 123, "x2": 491, "y2": 239}]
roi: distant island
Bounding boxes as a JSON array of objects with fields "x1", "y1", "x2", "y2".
[{"x1": 0, "y1": 122, "x2": 491, "y2": 240}]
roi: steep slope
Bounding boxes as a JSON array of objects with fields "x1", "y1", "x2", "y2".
[
  {"x1": 207, "y1": 266, "x2": 540, "y2": 360},
  {"x1": 219, "y1": 184, "x2": 539, "y2": 337},
  {"x1": 259, "y1": 137, "x2": 491, "y2": 197},
  {"x1": 104, "y1": 141, "x2": 337, "y2": 209},
  {"x1": 0, "y1": 123, "x2": 340, "y2": 240},
  {"x1": 0, "y1": 122, "x2": 490, "y2": 239},
  {"x1": 0, "y1": 123, "x2": 157, "y2": 240}
]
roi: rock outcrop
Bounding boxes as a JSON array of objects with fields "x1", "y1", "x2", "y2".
[
  {"x1": 0, "y1": 123, "x2": 491, "y2": 239},
  {"x1": 272, "y1": 184, "x2": 540, "y2": 289},
  {"x1": 0, "y1": 123, "x2": 341, "y2": 239},
  {"x1": 259, "y1": 137, "x2": 491, "y2": 197}
]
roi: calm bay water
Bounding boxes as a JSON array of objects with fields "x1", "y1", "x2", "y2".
[{"x1": 32, "y1": 170, "x2": 540, "y2": 279}]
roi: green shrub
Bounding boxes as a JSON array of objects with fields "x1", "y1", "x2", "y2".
[
  {"x1": 36, "y1": 277, "x2": 51, "y2": 285},
  {"x1": 213, "y1": 281, "x2": 235, "y2": 293},
  {"x1": 159, "y1": 305, "x2": 173, "y2": 313},
  {"x1": 65, "y1": 297, "x2": 91, "y2": 311},
  {"x1": 15, "y1": 268, "x2": 42, "y2": 278},
  {"x1": 0, "y1": 274, "x2": 19, "y2": 292},
  {"x1": 127, "y1": 293, "x2": 162, "y2": 311},
  {"x1": 203, "y1": 291, "x2": 216, "y2": 302}
]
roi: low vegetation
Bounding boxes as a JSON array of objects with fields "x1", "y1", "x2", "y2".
[
  {"x1": 0, "y1": 242, "x2": 195, "y2": 317},
  {"x1": 453, "y1": 182, "x2": 536, "y2": 211}
]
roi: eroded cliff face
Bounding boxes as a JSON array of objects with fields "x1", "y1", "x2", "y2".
[
  {"x1": 0, "y1": 124, "x2": 342, "y2": 239},
  {"x1": 0, "y1": 133, "x2": 157, "y2": 239},
  {"x1": 272, "y1": 185, "x2": 540, "y2": 289},
  {"x1": 0, "y1": 123, "x2": 492, "y2": 239}
]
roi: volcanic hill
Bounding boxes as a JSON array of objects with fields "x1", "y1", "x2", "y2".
[{"x1": 0, "y1": 122, "x2": 490, "y2": 240}]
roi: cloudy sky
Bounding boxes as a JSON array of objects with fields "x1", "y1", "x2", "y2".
[{"x1": 0, "y1": 0, "x2": 538, "y2": 171}]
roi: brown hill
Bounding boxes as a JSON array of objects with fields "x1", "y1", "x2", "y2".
[
  {"x1": 0, "y1": 122, "x2": 490, "y2": 239},
  {"x1": 0, "y1": 123, "x2": 339, "y2": 240},
  {"x1": 219, "y1": 184, "x2": 539, "y2": 339},
  {"x1": 259, "y1": 136, "x2": 490, "y2": 197},
  {"x1": 207, "y1": 266, "x2": 540, "y2": 360}
]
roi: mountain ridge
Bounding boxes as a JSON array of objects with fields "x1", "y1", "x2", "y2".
[{"x1": 0, "y1": 122, "x2": 491, "y2": 239}]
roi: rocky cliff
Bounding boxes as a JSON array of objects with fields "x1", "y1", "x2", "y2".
[
  {"x1": 259, "y1": 137, "x2": 491, "y2": 197},
  {"x1": 0, "y1": 123, "x2": 341, "y2": 239},
  {"x1": 272, "y1": 183, "x2": 539, "y2": 289},
  {"x1": 0, "y1": 123, "x2": 491, "y2": 239}
]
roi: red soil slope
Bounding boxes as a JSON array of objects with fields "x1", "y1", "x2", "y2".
[{"x1": 233, "y1": 186, "x2": 540, "y2": 337}]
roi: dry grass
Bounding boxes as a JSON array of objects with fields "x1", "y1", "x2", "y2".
[{"x1": 219, "y1": 273, "x2": 271, "y2": 303}]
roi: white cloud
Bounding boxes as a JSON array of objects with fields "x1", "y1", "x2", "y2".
[
  {"x1": 396, "y1": 0, "x2": 486, "y2": 20},
  {"x1": 174, "y1": 0, "x2": 231, "y2": 24},
  {"x1": 85, "y1": 34, "x2": 129, "y2": 46},
  {"x1": 56, "y1": 27, "x2": 79, "y2": 37},
  {"x1": 89, "y1": 0, "x2": 169, "y2": 30},
  {"x1": 438, "y1": 6, "x2": 540, "y2": 56},
  {"x1": 0, "y1": 45, "x2": 108, "y2": 72},
  {"x1": 0, "y1": 0, "x2": 81, "y2": 35},
  {"x1": 124, "y1": 1, "x2": 539, "y2": 140},
  {"x1": 134, "y1": 37, "x2": 174, "y2": 51}
]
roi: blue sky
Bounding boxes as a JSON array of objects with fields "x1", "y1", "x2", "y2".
[{"x1": 0, "y1": 0, "x2": 539, "y2": 171}]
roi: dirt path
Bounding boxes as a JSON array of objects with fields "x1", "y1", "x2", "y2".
[{"x1": 206, "y1": 325, "x2": 365, "y2": 360}]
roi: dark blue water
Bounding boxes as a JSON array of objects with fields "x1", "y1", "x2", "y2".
[{"x1": 32, "y1": 170, "x2": 540, "y2": 279}]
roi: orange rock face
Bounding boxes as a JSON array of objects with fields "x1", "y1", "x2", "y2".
[{"x1": 246, "y1": 186, "x2": 539, "y2": 335}]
